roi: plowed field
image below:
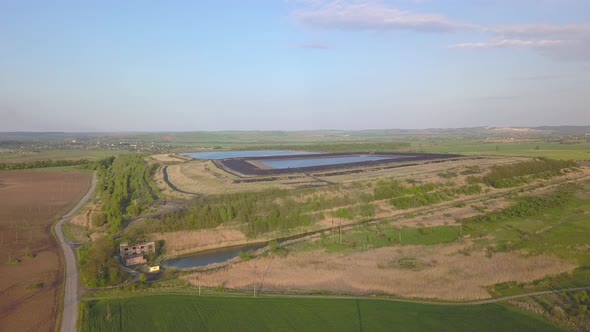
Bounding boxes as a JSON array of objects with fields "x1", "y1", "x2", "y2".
[{"x1": 0, "y1": 171, "x2": 90, "y2": 332}]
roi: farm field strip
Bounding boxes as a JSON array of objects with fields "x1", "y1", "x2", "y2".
[
  {"x1": 0, "y1": 171, "x2": 91, "y2": 332},
  {"x1": 81, "y1": 294, "x2": 561, "y2": 332}
]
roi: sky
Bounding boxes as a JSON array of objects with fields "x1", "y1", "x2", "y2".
[{"x1": 0, "y1": 0, "x2": 589, "y2": 132}]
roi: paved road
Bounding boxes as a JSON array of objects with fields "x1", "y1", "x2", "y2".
[{"x1": 55, "y1": 171, "x2": 97, "y2": 332}]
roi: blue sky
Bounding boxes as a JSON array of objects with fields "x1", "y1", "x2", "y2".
[{"x1": 0, "y1": 0, "x2": 588, "y2": 131}]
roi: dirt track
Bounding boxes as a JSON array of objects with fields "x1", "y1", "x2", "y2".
[
  {"x1": 0, "y1": 171, "x2": 91, "y2": 332},
  {"x1": 162, "y1": 165, "x2": 201, "y2": 196}
]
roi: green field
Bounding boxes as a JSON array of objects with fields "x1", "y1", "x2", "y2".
[
  {"x1": 297, "y1": 225, "x2": 462, "y2": 253},
  {"x1": 416, "y1": 140, "x2": 590, "y2": 160},
  {"x1": 82, "y1": 295, "x2": 560, "y2": 332},
  {"x1": 479, "y1": 181, "x2": 590, "y2": 297}
]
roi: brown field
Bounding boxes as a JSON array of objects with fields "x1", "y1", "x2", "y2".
[
  {"x1": 0, "y1": 171, "x2": 90, "y2": 332},
  {"x1": 186, "y1": 242, "x2": 576, "y2": 301}
]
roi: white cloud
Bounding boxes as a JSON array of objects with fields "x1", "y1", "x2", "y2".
[
  {"x1": 294, "y1": 1, "x2": 474, "y2": 33},
  {"x1": 449, "y1": 39, "x2": 566, "y2": 49},
  {"x1": 451, "y1": 24, "x2": 590, "y2": 62},
  {"x1": 489, "y1": 24, "x2": 590, "y2": 39},
  {"x1": 291, "y1": 1, "x2": 590, "y2": 62},
  {"x1": 297, "y1": 42, "x2": 331, "y2": 49}
]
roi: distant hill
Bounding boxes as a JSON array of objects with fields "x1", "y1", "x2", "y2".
[{"x1": 532, "y1": 126, "x2": 590, "y2": 135}]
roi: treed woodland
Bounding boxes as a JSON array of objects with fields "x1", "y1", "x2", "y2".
[{"x1": 80, "y1": 155, "x2": 158, "y2": 286}]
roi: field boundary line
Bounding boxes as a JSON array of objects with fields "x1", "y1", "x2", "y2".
[{"x1": 81, "y1": 285, "x2": 590, "y2": 306}]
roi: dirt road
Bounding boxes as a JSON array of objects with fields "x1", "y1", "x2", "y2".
[{"x1": 55, "y1": 171, "x2": 97, "y2": 332}]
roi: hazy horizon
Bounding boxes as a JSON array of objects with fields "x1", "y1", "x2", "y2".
[
  {"x1": 2, "y1": 125, "x2": 590, "y2": 135},
  {"x1": 1, "y1": 1, "x2": 589, "y2": 132}
]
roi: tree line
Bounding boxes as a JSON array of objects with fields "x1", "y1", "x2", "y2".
[
  {"x1": 0, "y1": 158, "x2": 91, "y2": 171},
  {"x1": 96, "y1": 155, "x2": 158, "y2": 233},
  {"x1": 79, "y1": 154, "x2": 157, "y2": 287},
  {"x1": 139, "y1": 189, "x2": 322, "y2": 237}
]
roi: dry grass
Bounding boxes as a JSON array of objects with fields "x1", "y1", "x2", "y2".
[
  {"x1": 152, "y1": 165, "x2": 194, "y2": 199},
  {"x1": 312, "y1": 157, "x2": 522, "y2": 184},
  {"x1": 153, "y1": 228, "x2": 250, "y2": 256},
  {"x1": 395, "y1": 198, "x2": 512, "y2": 228},
  {"x1": 70, "y1": 203, "x2": 100, "y2": 227},
  {"x1": 185, "y1": 242, "x2": 575, "y2": 301},
  {"x1": 150, "y1": 154, "x2": 189, "y2": 163},
  {"x1": 163, "y1": 156, "x2": 524, "y2": 196},
  {"x1": 67, "y1": 203, "x2": 108, "y2": 242},
  {"x1": 167, "y1": 161, "x2": 324, "y2": 195},
  {"x1": 316, "y1": 216, "x2": 355, "y2": 228}
]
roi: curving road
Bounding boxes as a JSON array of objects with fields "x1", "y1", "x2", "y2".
[{"x1": 54, "y1": 171, "x2": 97, "y2": 332}]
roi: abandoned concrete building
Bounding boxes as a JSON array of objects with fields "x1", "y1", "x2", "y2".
[{"x1": 119, "y1": 241, "x2": 156, "y2": 266}]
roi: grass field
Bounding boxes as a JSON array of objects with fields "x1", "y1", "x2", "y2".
[
  {"x1": 415, "y1": 140, "x2": 590, "y2": 160},
  {"x1": 298, "y1": 225, "x2": 462, "y2": 253},
  {"x1": 82, "y1": 295, "x2": 560, "y2": 332},
  {"x1": 477, "y1": 181, "x2": 590, "y2": 297}
]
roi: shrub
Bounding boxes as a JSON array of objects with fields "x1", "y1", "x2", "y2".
[
  {"x1": 78, "y1": 237, "x2": 124, "y2": 287},
  {"x1": 482, "y1": 159, "x2": 575, "y2": 188},
  {"x1": 238, "y1": 251, "x2": 254, "y2": 261},
  {"x1": 552, "y1": 306, "x2": 566, "y2": 320},
  {"x1": 91, "y1": 212, "x2": 107, "y2": 227}
]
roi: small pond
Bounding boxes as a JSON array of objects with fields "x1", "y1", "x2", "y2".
[{"x1": 162, "y1": 242, "x2": 268, "y2": 269}]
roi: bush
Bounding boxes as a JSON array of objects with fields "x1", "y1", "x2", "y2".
[
  {"x1": 91, "y1": 212, "x2": 107, "y2": 227},
  {"x1": 552, "y1": 306, "x2": 566, "y2": 320},
  {"x1": 269, "y1": 240, "x2": 279, "y2": 252},
  {"x1": 462, "y1": 184, "x2": 577, "y2": 225},
  {"x1": 78, "y1": 237, "x2": 124, "y2": 287},
  {"x1": 482, "y1": 159, "x2": 575, "y2": 188},
  {"x1": 334, "y1": 208, "x2": 353, "y2": 220},
  {"x1": 238, "y1": 251, "x2": 254, "y2": 261}
]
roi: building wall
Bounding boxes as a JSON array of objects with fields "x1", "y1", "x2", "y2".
[
  {"x1": 124, "y1": 255, "x2": 147, "y2": 266},
  {"x1": 120, "y1": 241, "x2": 156, "y2": 257}
]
